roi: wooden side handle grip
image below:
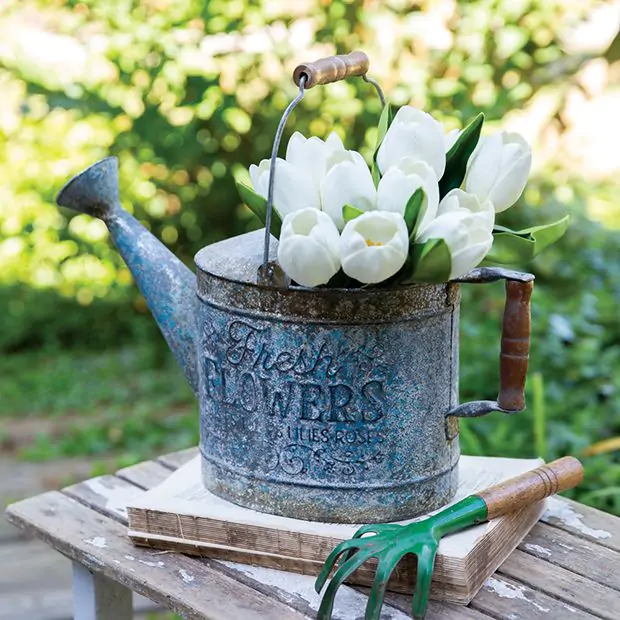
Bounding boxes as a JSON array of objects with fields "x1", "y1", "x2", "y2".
[
  {"x1": 293, "y1": 51, "x2": 369, "y2": 89},
  {"x1": 498, "y1": 279, "x2": 533, "y2": 411},
  {"x1": 477, "y1": 456, "x2": 584, "y2": 520}
]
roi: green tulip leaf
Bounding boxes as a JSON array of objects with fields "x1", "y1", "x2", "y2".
[
  {"x1": 236, "y1": 180, "x2": 283, "y2": 238},
  {"x1": 439, "y1": 112, "x2": 484, "y2": 199},
  {"x1": 485, "y1": 214, "x2": 570, "y2": 264},
  {"x1": 403, "y1": 238, "x2": 452, "y2": 284},
  {"x1": 372, "y1": 103, "x2": 395, "y2": 185},
  {"x1": 404, "y1": 187, "x2": 425, "y2": 237},
  {"x1": 342, "y1": 204, "x2": 365, "y2": 224}
]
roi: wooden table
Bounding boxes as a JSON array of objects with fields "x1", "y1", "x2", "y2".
[{"x1": 5, "y1": 447, "x2": 620, "y2": 620}]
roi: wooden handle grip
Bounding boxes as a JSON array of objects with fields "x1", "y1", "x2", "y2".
[
  {"x1": 477, "y1": 456, "x2": 584, "y2": 520},
  {"x1": 498, "y1": 279, "x2": 533, "y2": 411},
  {"x1": 293, "y1": 51, "x2": 369, "y2": 89}
]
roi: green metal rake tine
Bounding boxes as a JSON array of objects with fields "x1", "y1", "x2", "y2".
[
  {"x1": 317, "y1": 547, "x2": 378, "y2": 620},
  {"x1": 411, "y1": 544, "x2": 438, "y2": 620},
  {"x1": 315, "y1": 538, "x2": 366, "y2": 593},
  {"x1": 352, "y1": 523, "x2": 402, "y2": 539},
  {"x1": 365, "y1": 549, "x2": 405, "y2": 620}
]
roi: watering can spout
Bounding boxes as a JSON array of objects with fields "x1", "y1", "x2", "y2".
[{"x1": 57, "y1": 157, "x2": 199, "y2": 395}]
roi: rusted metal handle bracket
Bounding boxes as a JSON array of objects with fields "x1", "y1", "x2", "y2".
[{"x1": 445, "y1": 269, "x2": 534, "y2": 439}]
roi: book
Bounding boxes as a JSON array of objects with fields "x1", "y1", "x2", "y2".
[{"x1": 127, "y1": 455, "x2": 544, "y2": 604}]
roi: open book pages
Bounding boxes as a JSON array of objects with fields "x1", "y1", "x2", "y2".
[{"x1": 127, "y1": 455, "x2": 545, "y2": 603}]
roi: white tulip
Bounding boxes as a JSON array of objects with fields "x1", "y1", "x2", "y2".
[
  {"x1": 250, "y1": 131, "x2": 345, "y2": 217},
  {"x1": 417, "y1": 192, "x2": 494, "y2": 279},
  {"x1": 464, "y1": 131, "x2": 532, "y2": 212},
  {"x1": 436, "y1": 188, "x2": 495, "y2": 231},
  {"x1": 376, "y1": 157, "x2": 439, "y2": 231},
  {"x1": 376, "y1": 105, "x2": 446, "y2": 179},
  {"x1": 277, "y1": 208, "x2": 341, "y2": 287},
  {"x1": 320, "y1": 149, "x2": 377, "y2": 230},
  {"x1": 249, "y1": 158, "x2": 320, "y2": 217},
  {"x1": 286, "y1": 131, "x2": 345, "y2": 186},
  {"x1": 340, "y1": 211, "x2": 409, "y2": 284}
]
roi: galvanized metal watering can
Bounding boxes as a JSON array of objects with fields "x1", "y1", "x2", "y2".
[{"x1": 56, "y1": 52, "x2": 534, "y2": 524}]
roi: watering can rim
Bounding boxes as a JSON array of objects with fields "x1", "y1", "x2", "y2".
[
  {"x1": 195, "y1": 229, "x2": 459, "y2": 295},
  {"x1": 194, "y1": 230, "x2": 533, "y2": 293}
]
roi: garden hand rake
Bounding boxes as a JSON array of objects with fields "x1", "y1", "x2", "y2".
[{"x1": 315, "y1": 456, "x2": 584, "y2": 620}]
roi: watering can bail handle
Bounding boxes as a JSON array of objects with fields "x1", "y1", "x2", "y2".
[
  {"x1": 293, "y1": 51, "x2": 369, "y2": 88},
  {"x1": 445, "y1": 269, "x2": 534, "y2": 435},
  {"x1": 259, "y1": 51, "x2": 384, "y2": 285}
]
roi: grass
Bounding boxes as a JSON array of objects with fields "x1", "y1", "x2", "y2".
[{"x1": 0, "y1": 344, "x2": 198, "y2": 465}]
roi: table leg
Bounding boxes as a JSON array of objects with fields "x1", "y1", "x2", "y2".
[{"x1": 72, "y1": 561, "x2": 133, "y2": 620}]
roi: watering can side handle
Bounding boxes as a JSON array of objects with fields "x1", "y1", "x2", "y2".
[{"x1": 445, "y1": 273, "x2": 534, "y2": 435}]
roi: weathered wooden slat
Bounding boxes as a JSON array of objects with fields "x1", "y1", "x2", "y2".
[
  {"x1": 116, "y1": 461, "x2": 171, "y2": 490},
  {"x1": 542, "y1": 496, "x2": 620, "y2": 552},
  {"x1": 500, "y1": 548, "x2": 618, "y2": 619},
  {"x1": 63, "y1": 476, "x2": 142, "y2": 523},
  {"x1": 6, "y1": 492, "x2": 306, "y2": 620},
  {"x1": 216, "y1": 562, "x2": 413, "y2": 620},
  {"x1": 520, "y1": 521, "x2": 620, "y2": 592},
  {"x1": 64, "y1": 469, "x2": 421, "y2": 619},
  {"x1": 471, "y1": 574, "x2": 598, "y2": 619},
  {"x1": 384, "y1": 591, "x2": 492, "y2": 620},
  {"x1": 157, "y1": 447, "x2": 199, "y2": 470}
]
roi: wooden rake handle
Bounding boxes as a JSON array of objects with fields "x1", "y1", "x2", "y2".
[
  {"x1": 293, "y1": 51, "x2": 369, "y2": 88},
  {"x1": 476, "y1": 456, "x2": 584, "y2": 520}
]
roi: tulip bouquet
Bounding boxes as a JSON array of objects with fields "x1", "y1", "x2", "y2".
[{"x1": 237, "y1": 105, "x2": 568, "y2": 288}]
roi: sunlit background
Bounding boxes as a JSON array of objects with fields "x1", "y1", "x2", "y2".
[{"x1": 1, "y1": 0, "x2": 619, "y2": 520}]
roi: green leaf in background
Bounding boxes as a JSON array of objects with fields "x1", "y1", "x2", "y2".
[
  {"x1": 235, "y1": 180, "x2": 283, "y2": 238},
  {"x1": 403, "y1": 187, "x2": 425, "y2": 237},
  {"x1": 372, "y1": 103, "x2": 395, "y2": 185},
  {"x1": 342, "y1": 204, "x2": 365, "y2": 224},
  {"x1": 404, "y1": 238, "x2": 452, "y2": 284},
  {"x1": 486, "y1": 215, "x2": 570, "y2": 264},
  {"x1": 439, "y1": 113, "x2": 484, "y2": 199}
]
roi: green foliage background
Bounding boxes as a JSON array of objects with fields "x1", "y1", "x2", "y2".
[{"x1": 1, "y1": 0, "x2": 620, "y2": 513}]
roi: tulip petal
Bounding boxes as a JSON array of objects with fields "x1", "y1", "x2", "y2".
[
  {"x1": 376, "y1": 106, "x2": 446, "y2": 178},
  {"x1": 449, "y1": 238, "x2": 493, "y2": 278},
  {"x1": 321, "y1": 159, "x2": 376, "y2": 230},
  {"x1": 488, "y1": 151, "x2": 531, "y2": 212},
  {"x1": 277, "y1": 208, "x2": 341, "y2": 287},
  {"x1": 340, "y1": 211, "x2": 409, "y2": 284},
  {"x1": 278, "y1": 236, "x2": 339, "y2": 287},
  {"x1": 464, "y1": 132, "x2": 503, "y2": 201}
]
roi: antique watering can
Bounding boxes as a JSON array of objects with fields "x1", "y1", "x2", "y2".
[{"x1": 56, "y1": 52, "x2": 534, "y2": 524}]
